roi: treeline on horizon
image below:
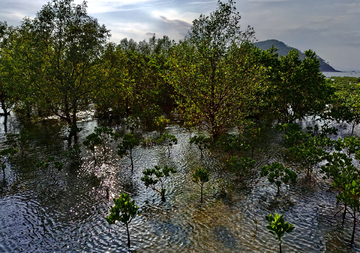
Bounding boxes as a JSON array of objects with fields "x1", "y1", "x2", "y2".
[{"x1": 0, "y1": 0, "x2": 359, "y2": 139}]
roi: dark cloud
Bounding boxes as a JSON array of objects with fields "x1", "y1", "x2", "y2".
[
  {"x1": 155, "y1": 15, "x2": 192, "y2": 38},
  {"x1": 159, "y1": 16, "x2": 192, "y2": 31}
]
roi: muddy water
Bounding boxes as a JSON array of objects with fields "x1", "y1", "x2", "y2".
[{"x1": 0, "y1": 116, "x2": 359, "y2": 252}]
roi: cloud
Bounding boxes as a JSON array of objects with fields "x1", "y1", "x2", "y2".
[
  {"x1": 106, "y1": 20, "x2": 152, "y2": 42},
  {"x1": 344, "y1": 2, "x2": 360, "y2": 14},
  {"x1": 187, "y1": 1, "x2": 216, "y2": 4},
  {"x1": 159, "y1": 16, "x2": 191, "y2": 30},
  {"x1": 237, "y1": 0, "x2": 360, "y2": 70},
  {"x1": 73, "y1": 0, "x2": 156, "y2": 14},
  {"x1": 0, "y1": 0, "x2": 46, "y2": 25},
  {"x1": 0, "y1": 0, "x2": 359, "y2": 70},
  {"x1": 149, "y1": 9, "x2": 193, "y2": 39}
]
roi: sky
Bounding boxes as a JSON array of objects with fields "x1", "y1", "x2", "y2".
[{"x1": 0, "y1": 0, "x2": 359, "y2": 71}]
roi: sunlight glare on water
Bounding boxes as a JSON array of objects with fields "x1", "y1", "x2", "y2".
[{"x1": 0, "y1": 116, "x2": 359, "y2": 252}]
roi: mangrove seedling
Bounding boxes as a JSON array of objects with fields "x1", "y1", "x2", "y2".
[
  {"x1": 157, "y1": 133, "x2": 177, "y2": 157},
  {"x1": 83, "y1": 127, "x2": 116, "y2": 164},
  {"x1": 337, "y1": 179, "x2": 360, "y2": 246},
  {"x1": 66, "y1": 144, "x2": 82, "y2": 167},
  {"x1": 288, "y1": 137, "x2": 327, "y2": 179},
  {"x1": 141, "y1": 165, "x2": 177, "y2": 201},
  {"x1": 36, "y1": 156, "x2": 64, "y2": 185},
  {"x1": 140, "y1": 137, "x2": 157, "y2": 148},
  {"x1": 266, "y1": 213, "x2": 295, "y2": 253},
  {"x1": 215, "y1": 133, "x2": 249, "y2": 156},
  {"x1": 123, "y1": 116, "x2": 141, "y2": 133},
  {"x1": 281, "y1": 125, "x2": 331, "y2": 179},
  {"x1": 106, "y1": 192, "x2": 141, "y2": 248},
  {"x1": 243, "y1": 121, "x2": 263, "y2": 158},
  {"x1": 321, "y1": 150, "x2": 358, "y2": 221},
  {"x1": 118, "y1": 133, "x2": 140, "y2": 172},
  {"x1": 5, "y1": 129, "x2": 34, "y2": 157},
  {"x1": 260, "y1": 162, "x2": 297, "y2": 195},
  {"x1": 280, "y1": 123, "x2": 335, "y2": 146},
  {"x1": 193, "y1": 168, "x2": 210, "y2": 203},
  {"x1": 326, "y1": 77, "x2": 360, "y2": 136},
  {"x1": 216, "y1": 178, "x2": 234, "y2": 198},
  {"x1": 189, "y1": 135, "x2": 212, "y2": 159},
  {"x1": 227, "y1": 156, "x2": 255, "y2": 180},
  {"x1": 155, "y1": 115, "x2": 170, "y2": 136},
  {"x1": 321, "y1": 136, "x2": 360, "y2": 221}
]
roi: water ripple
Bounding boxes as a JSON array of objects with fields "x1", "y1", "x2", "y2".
[{"x1": 0, "y1": 123, "x2": 359, "y2": 252}]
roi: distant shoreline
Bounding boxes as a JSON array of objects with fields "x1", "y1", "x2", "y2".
[
  {"x1": 323, "y1": 71, "x2": 360, "y2": 78},
  {"x1": 321, "y1": 70, "x2": 341, "y2": 72}
]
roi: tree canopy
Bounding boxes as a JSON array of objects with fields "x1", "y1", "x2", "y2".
[{"x1": 8, "y1": 0, "x2": 110, "y2": 126}]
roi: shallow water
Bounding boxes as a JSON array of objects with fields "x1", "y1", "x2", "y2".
[{"x1": 0, "y1": 116, "x2": 359, "y2": 252}]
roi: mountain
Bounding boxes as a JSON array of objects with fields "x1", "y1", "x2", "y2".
[{"x1": 254, "y1": 39, "x2": 338, "y2": 72}]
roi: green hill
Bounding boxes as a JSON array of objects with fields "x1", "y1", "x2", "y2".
[{"x1": 254, "y1": 39, "x2": 338, "y2": 72}]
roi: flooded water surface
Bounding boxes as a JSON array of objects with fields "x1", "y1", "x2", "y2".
[{"x1": 0, "y1": 116, "x2": 359, "y2": 252}]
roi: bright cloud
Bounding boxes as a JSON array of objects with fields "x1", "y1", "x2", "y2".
[{"x1": 0, "y1": 0, "x2": 359, "y2": 70}]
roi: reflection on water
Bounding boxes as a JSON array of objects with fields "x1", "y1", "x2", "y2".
[{"x1": 0, "y1": 115, "x2": 359, "y2": 252}]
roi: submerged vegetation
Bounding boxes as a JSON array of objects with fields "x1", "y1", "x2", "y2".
[{"x1": 1, "y1": 0, "x2": 360, "y2": 251}]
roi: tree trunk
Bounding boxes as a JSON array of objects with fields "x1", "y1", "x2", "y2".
[
  {"x1": 3, "y1": 115, "x2": 7, "y2": 133},
  {"x1": 106, "y1": 187, "x2": 109, "y2": 200},
  {"x1": 71, "y1": 103, "x2": 78, "y2": 143},
  {"x1": 130, "y1": 149, "x2": 134, "y2": 172},
  {"x1": 209, "y1": 60, "x2": 218, "y2": 139},
  {"x1": 72, "y1": 105, "x2": 77, "y2": 129},
  {"x1": 65, "y1": 110, "x2": 72, "y2": 125},
  {"x1": 351, "y1": 122, "x2": 356, "y2": 136},
  {"x1": 279, "y1": 242, "x2": 282, "y2": 253},
  {"x1": 0, "y1": 95, "x2": 9, "y2": 133},
  {"x1": 126, "y1": 223, "x2": 131, "y2": 247},
  {"x1": 351, "y1": 210, "x2": 356, "y2": 246},
  {"x1": 0, "y1": 94, "x2": 10, "y2": 117},
  {"x1": 161, "y1": 189, "x2": 166, "y2": 202}
]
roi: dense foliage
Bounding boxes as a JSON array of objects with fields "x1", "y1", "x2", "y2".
[
  {"x1": 327, "y1": 76, "x2": 360, "y2": 135},
  {"x1": 1, "y1": 0, "x2": 360, "y2": 251},
  {"x1": 0, "y1": 0, "x2": 332, "y2": 137}
]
